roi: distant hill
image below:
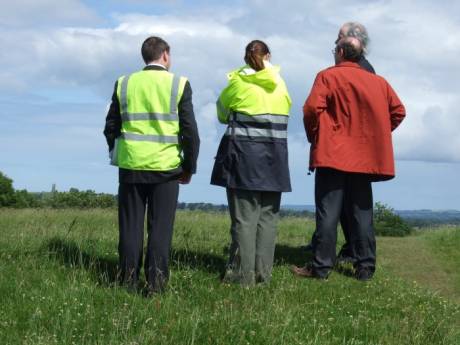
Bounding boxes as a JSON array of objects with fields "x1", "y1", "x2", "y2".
[
  {"x1": 282, "y1": 204, "x2": 316, "y2": 212},
  {"x1": 282, "y1": 205, "x2": 460, "y2": 226},
  {"x1": 395, "y1": 209, "x2": 460, "y2": 219},
  {"x1": 395, "y1": 209, "x2": 460, "y2": 226}
]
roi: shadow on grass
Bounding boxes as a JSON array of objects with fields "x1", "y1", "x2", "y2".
[
  {"x1": 45, "y1": 237, "x2": 119, "y2": 286},
  {"x1": 45, "y1": 238, "x2": 317, "y2": 284},
  {"x1": 274, "y1": 244, "x2": 313, "y2": 266},
  {"x1": 334, "y1": 264, "x2": 355, "y2": 278},
  {"x1": 45, "y1": 237, "x2": 227, "y2": 282},
  {"x1": 179, "y1": 244, "x2": 314, "y2": 271},
  {"x1": 274, "y1": 244, "x2": 358, "y2": 278},
  {"x1": 171, "y1": 248, "x2": 226, "y2": 274}
]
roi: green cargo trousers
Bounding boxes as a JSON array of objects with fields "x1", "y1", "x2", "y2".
[{"x1": 224, "y1": 188, "x2": 281, "y2": 286}]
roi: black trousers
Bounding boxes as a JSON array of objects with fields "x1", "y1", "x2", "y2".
[
  {"x1": 310, "y1": 207, "x2": 354, "y2": 261},
  {"x1": 312, "y1": 168, "x2": 376, "y2": 277},
  {"x1": 337, "y1": 207, "x2": 354, "y2": 260},
  {"x1": 118, "y1": 180, "x2": 179, "y2": 291}
]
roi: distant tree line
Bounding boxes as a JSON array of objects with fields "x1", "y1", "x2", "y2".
[
  {"x1": 280, "y1": 209, "x2": 315, "y2": 218},
  {"x1": 177, "y1": 202, "x2": 227, "y2": 212},
  {"x1": 0, "y1": 171, "x2": 117, "y2": 209},
  {"x1": 177, "y1": 202, "x2": 316, "y2": 218}
]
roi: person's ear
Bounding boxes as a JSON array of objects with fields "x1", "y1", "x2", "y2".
[
  {"x1": 338, "y1": 48, "x2": 345, "y2": 58},
  {"x1": 162, "y1": 51, "x2": 171, "y2": 69}
]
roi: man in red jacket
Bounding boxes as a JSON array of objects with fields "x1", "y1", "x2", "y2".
[
  {"x1": 291, "y1": 37, "x2": 405, "y2": 280},
  {"x1": 302, "y1": 22, "x2": 376, "y2": 265}
]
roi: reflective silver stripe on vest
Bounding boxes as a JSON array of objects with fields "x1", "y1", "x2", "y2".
[
  {"x1": 170, "y1": 74, "x2": 180, "y2": 114},
  {"x1": 120, "y1": 132, "x2": 179, "y2": 144},
  {"x1": 120, "y1": 75, "x2": 130, "y2": 115},
  {"x1": 234, "y1": 112, "x2": 289, "y2": 124},
  {"x1": 225, "y1": 127, "x2": 287, "y2": 139},
  {"x1": 120, "y1": 73, "x2": 181, "y2": 119},
  {"x1": 121, "y1": 112, "x2": 179, "y2": 122}
]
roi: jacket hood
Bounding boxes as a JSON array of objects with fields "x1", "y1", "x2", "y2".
[{"x1": 228, "y1": 65, "x2": 281, "y2": 92}]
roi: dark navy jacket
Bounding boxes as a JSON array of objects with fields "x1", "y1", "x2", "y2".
[{"x1": 211, "y1": 114, "x2": 291, "y2": 192}]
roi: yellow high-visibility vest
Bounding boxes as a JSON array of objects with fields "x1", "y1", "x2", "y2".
[{"x1": 111, "y1": 69, "x2": 187, "y2": 171}]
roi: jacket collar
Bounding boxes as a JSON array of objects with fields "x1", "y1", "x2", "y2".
[
  {"x1": 335, "y1": 61, "x2": 362, "y2": 69},
  {"x1": 143, "y1": 65, "x2": 167, "y2": 71}
]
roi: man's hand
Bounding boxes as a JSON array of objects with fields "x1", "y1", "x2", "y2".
[{"x1": 178, "y1": 171, "x2": 192, "y2": 184}]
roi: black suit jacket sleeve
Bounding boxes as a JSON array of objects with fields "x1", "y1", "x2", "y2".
[
  {"x1": 178, "y1": 81, "x2": 200, "y2": 174},
  {"x1": 103, "y1": 81, "x2": 121, "y2": 152}
]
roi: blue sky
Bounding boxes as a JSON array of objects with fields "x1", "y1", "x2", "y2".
[{"x1": 1, "y1": 0, "x2": 459, "y2": 210}]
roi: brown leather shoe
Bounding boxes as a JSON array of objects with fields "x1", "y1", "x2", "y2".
[{"x1": 290, "y1": 265, "x2": 327, "y2": 280}]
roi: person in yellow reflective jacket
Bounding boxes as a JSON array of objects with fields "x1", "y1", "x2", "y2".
[
  {"x1": 104, "y1": 36, "x2": 200, "y2": 294},
  {"x1": 211, "y1": 40, "x2": 292, "y2": 286}
]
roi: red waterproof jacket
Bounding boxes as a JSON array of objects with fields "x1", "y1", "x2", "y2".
[{"x1": 303, "y1": 62, "x2": 406, "y2": 181}]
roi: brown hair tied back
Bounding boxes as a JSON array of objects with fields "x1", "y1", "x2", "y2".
[{"x1": 244, "y1": 40, "x2": 270, "y2": 71}]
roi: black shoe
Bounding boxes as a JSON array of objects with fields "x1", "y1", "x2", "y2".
[{"x1": 355, "y1": 268, "x2": 373, "y2": 281}]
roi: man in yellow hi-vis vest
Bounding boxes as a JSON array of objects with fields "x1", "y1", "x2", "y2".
[{"x1": 104, "y1": 36, "x2": 200, "y2": 294}]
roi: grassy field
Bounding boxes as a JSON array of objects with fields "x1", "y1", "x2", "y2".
[{"x1": 0, "y1": 209, "x2": 459, "y2": 345}]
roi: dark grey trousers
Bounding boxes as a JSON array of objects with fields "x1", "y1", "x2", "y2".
[
  {"x1": 312, "y1": 168, "x2": 376, "y2": 278},
  {"x1": 118, "y1": 181, "x2": 179, "y2": 291},
  {"x1": 310, "y1": 207, "x2": 354, "y2": 261},
  {"x1": 225, "y1": 188, "x2": 281, "y2": 285}
]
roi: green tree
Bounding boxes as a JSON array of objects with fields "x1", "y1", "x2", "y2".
[
  {"x1": 374, "y1": 202, "x2": 412, "y2": 237},
  {"x1": 12, "y1": 189, "x2": 39, "y2": 208},
  {"x1": 0, "y1": 171, "x2": 15, "y2": 207}
]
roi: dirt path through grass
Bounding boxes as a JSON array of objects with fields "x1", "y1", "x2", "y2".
[{"x1": 378, "y1": 234, "x2": 460, "y2": 304}]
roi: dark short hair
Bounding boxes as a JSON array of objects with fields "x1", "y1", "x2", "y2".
[
  {"x1": 141, "y1": 36, "x2": 170, "y2": 64},
  {"x1": 336, "y1": 41, "x2": 361, "y2": 62}
]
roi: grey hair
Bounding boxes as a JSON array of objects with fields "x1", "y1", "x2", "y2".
[{"x1": 343, "y1": 22, "x2": 370, "y2": 55}]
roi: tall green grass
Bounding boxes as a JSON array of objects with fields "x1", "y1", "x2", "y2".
[{"x1": 0, "y1": 209, "x2": 459, "y2": 344}]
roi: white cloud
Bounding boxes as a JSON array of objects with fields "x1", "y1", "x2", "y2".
[
  {"x1": 0, "y1": 0, "x2": 99, "y2": 27},
  {"x1": 113, "y1": 14, "x2": 235, "y2": 38}
]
